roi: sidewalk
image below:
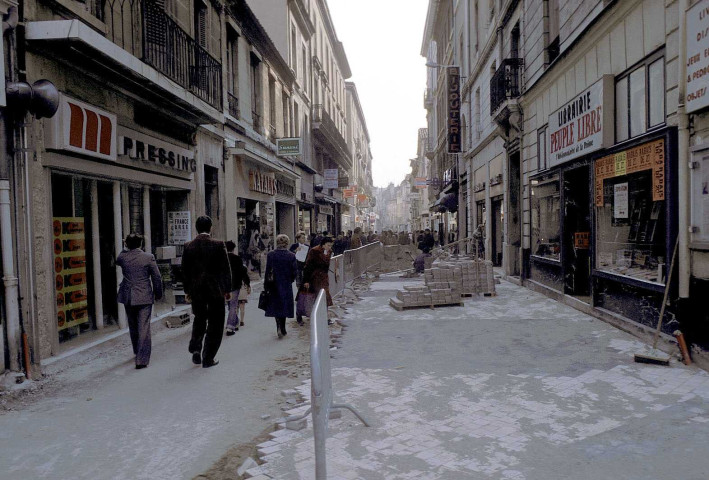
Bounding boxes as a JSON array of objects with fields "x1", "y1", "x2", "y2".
[{"x1": 251, "y1": 276, "x2": 709, "y2": 480}]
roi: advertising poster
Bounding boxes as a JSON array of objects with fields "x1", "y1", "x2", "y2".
[
  {"x1": 53, "y1": 217, "x2": 89, "y2": 331},
  {"x1": 614, "y1": 183, "x2": 629, "y2": 218},
  {"x1": 168, "y1": 211, "x2": 191, "y2": 245},
  {"x1": 324, "y1": 169, "x2": 339, "y2": 189}
]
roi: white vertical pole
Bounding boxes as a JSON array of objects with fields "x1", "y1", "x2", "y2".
[
  {"x1": 0, "y1": 180, "x2": 20, "y2": 370},
  {"x1": 142, "y1": 185, "x2": 151, "y2": 253},
  {"x1": 113, "y1": 181, "x2": 127, "y2": 329},
  {"x1": 678, "y1": 0, "x2": 690, "y2": 299},
  {"x1": 90, "y1": 180, "x2": 104, "y2": 330}
]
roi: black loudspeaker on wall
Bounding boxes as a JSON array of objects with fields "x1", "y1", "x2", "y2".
[{"x1": 6, "y1": 79, "x2": 60, "y2": 119}]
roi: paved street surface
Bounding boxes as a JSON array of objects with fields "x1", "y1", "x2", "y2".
[
  {"x1": 253, "y1": 276, "x2": 709, "y2": 480},
  {"x1": 0, "y1": 283, "x2": 312, "y2": 480}
]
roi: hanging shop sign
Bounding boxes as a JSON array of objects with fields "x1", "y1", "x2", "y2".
[
  {"x1": 447, "y1": 66, "x2": 461, "y2": 153},
  {"x1": 324, "y1": 168, "x2": 339, "y2": 189},
  {"x1": 357, "y1": 194, "x2": 367, "y2": 203},
  {"x1": 686, "y1": 0, "x2": 709, "y2": 113},
  {"x1": 343, "y1": 187, "x2": 356, "y2": 198},
  {"x1": 167, "y1": 211, "x2": 191, "y2": 245},
  {"x1": 118, "y1": 127, "x2": 196, "y2": 173},
  {"x1": 45, "y1": 94, "x2": 117, "y2": 161},
  {"x1": 319, "y1": 205, "x2": 334, "y2": 215},
  {"x1": 548, "y1": 76, "x2": 614, "y2": 168},
  {"x1": 414, "y1": 177, "x2": 427, "y2": 188},
  {"x1": 53, "y1": 217, "x2": 89, "y2": 331},
  {"x1": 594, "y1": 139, "x2": 665, "y2": 206},
  {"x1": 275, "y1": 174, "x2": 296, "y2": 197},
  {"x1": 276, "y1": 138, "x2": 303, "y2": 156},
  {"x1": 249, "y1": 169, "x2": 277, "y2": 195}
]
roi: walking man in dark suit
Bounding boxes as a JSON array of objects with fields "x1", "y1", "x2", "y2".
[
  {"x1": 116, "y1": 233, "x2": 163, "y2": 369},
  {"x1": 181, "y1": 216, "x2": 232, "y2": 368}
]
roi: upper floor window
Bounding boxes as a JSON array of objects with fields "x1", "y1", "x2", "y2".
[
  {"x1": 615, "y1": 53, "x2": 665, "y2": 143},
  {"x1": 547, "y1": 0, "x2": 560, "y2": 63},
  {"x1": 226, "y1": 28, "x2": 239, "y2": 95}
]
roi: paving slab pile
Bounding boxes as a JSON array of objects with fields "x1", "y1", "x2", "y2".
[{"x1": 390, "y1": 256, "x2": 494, "y2": 309}]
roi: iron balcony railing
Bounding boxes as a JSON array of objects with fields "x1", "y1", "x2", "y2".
[
  {"x1": 312, "y1": 104, "x2": 351, "y2": 166},
  {"x1": 103, "y1": 0, "x2": 222, "y2": 109},
  {"x1": 490, "y1": 58, "x2": 523, "y2": 115},
  {"x1": 227, "y1": 92, "x2": 240, "y2": 119}
]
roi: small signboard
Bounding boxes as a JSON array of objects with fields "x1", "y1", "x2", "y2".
[
  {"x1": 276, "y1": 138, "x2": 302, "y2": 156},
  {"x1": 168, "y1": 211, "x2": 191, "y2": 245},
  {"x1": 324, "y1": 168, "x2": 339, "y2": 189},
  {"x1": 574, "y1": 232, "x2": 590, "y2": 250},
  {"x1": 686, "y1": 0, "x2": 709, "y2": 113},
  {"x1": 414, "y1": 177, "x2": 427, "y2": 188}
]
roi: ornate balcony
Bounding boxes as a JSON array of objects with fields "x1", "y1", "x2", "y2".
[
  {"x1": 227, "y1": 92, "x2": 240, "y2": 119},
  {"x1": 312, "y1": 104, "x2": 352, "y2": 170},
  {"x1": 490, "y1": 58, "x2": 523, "y2": 116}
]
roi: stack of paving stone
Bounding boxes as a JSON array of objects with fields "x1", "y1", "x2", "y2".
[
  {"x1": 390, "y1": 261, "x2": 464, "y2": 310},
  {"x1": 457, "y1": 258, "x2": 496, "y2": 295},
  {"x1": 393, "y1": 285, "x2": 432, "y2": 308}
]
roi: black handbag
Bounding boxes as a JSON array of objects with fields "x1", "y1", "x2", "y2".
[{"x1": 258, "y1": 269, "x2": 274, "y2": 311}]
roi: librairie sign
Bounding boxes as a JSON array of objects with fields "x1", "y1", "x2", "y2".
[
  {"x1": 686, "y1": 0, "x2": 709, "y2": 113},
  {"x1": 547, "y1": 76, "x2": 613, "y2": 168}
]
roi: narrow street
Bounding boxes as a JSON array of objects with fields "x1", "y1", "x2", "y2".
[
  {"x1": 0, "y1": 283, "x2": 312, "y2": 480},
  {"x1": 246, "y1": 276, "x2": 709, "y2": 479}
]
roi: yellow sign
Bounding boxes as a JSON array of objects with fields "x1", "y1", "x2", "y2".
[{"x1": 53, "y1": 217, "x2": 89, "y2": 331}]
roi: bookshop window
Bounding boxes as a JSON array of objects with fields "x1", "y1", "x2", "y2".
[
  {"x1": 615, "y1": 53, "x2": 665, "y2": 142},
  {"x1": 531, "y1": 173, "x2": 560, "y2": 261},
  {"x1": 595, "y1": 170, "x2": 666, "y2": 284}
]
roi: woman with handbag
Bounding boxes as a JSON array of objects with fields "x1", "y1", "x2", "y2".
[
  {"x1": 303, "y1": 236, "x2": 334, "y2": 325},
  {"x1": 262, "y1": 234, "x2": 297, "y2": 338}
]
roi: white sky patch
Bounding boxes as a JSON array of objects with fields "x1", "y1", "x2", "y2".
[{"x1": 327, "y1": 0, "x2": 429, "y2": 187}]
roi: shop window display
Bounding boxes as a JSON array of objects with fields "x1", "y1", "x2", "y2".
[
  {"x1": 531, "y1": 173, "x2": 561, "y2": 261},
  {"x1": 595, "y1": 169, "x2": 666, "y2": 284}
]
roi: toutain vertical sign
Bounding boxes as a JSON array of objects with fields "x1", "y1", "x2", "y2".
[{"x1": 447, "y1": 66, "x2": 461, "y2": 153}]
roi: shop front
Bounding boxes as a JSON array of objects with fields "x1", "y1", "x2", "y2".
[
  {"x1": 42, "y1": 94, "x2": 195, "y2": 348},
  {"x1": 233, "y1": 158, "x2": 277, "y2": 263},
  {"x1": 275, "y1": 173, "x2": 297, "y2": 241}
]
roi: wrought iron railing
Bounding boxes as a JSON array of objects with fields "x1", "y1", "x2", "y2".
[
  {"x1": 101, "y1": 0, "x2": 222, "y2": 110},
  {"x1": 312, "y1": 104, "x2": 351, "y2": 164},
  {"x1": 227, "y1": 92, "x2": 240, "y2": 119},
  {"x1": 490, "y1": 58, "x2": 523, "y2": 115}
]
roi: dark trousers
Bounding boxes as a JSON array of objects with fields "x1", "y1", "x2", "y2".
[
  {"x1": 275, "y1": 317, "x2": 286, "y2": 334},
  {"x1": 125, "y1": 304, "x2": 152, "y2": 366},
  {"x1": 189, "y1": 297, "x2": 225, "y2": 363}
]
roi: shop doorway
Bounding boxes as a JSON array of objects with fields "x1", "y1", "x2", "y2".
[
  {"x1": 491, "y1": 198, "x2": 503, "y2": 266},
  {"x1": 97, "y1": 182, "x2": 118, "y2": 326},
  {"x1": 563, "y1": 166, "x2": 591, "y2": 300}
]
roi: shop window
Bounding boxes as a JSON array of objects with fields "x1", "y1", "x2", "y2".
[
  {"x1": 615, "y1": 53, "x2": 665, "y2": 142},
  {"x1": 531, "y1": 173, "x2": 561, "y2": 261},
  {"x1": 205, "y1": 165, "x2": 219, "y2": 219},
  {"x1": 595, "y1": 170, "x2": 666, "y2": 284},
  {"x1": 128, "y1": 186, "x2": 144, "y2": 235}
]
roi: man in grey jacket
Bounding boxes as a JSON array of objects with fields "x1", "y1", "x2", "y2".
[{"x1": 117, "y1": 233, "x2": 163, "y2": 369}]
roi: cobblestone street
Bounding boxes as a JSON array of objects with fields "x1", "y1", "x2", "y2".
[{"x1": 250, "y1": 277, "x2": 709, "y2": 480}]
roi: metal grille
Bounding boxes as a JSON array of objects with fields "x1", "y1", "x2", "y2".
[{"x1": 490, "y1": 58, "x2": 523, "y2": 115}]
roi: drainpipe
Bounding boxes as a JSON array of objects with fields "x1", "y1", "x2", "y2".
[
  {"x1": 0, "y1": 6, "x2": 20, "y2": 372},
  {"x1": 678, "y1": 0, "x2": 690, "y2": 300}
]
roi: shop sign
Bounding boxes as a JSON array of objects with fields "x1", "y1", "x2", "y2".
[
  {"x1": 167, "y1": 211, "x2": 191, "y2": 245},
  {"x1": 548, "y1": 76, "x2": 613, "y2": 167},
  {"x1": 447, "y1": 66, "x2": 461, "y2": 153},
  {"x1": 324, "y1": 168, "x2": 339, "y2": 189},
  {"x1": 319, "y1": 205, "x2": 334, "y2": 215},
  {"x1": 46, "y1": 94, "x2": 117, "y2": 161},
  {"x1": 414, "y1": 177, "x2": 427, "y2": 188},
  {"x1": 574, "y1": 232, "x2": 590, "y2": 249},
  {"x1": 276, "y1": 138, "x2": 302, "y2": 156},
  {"x1": 275, "y1": 174, "x2": 295, "y2": 197},
  {"x1": 343, "y1": 187, "x2": 356, "y2": 198},
  {"x1": 357, "y1": 194, "x2": 367, "y2": 203},
  {"x1": 118, "y1": 127, "x2": 196, "y2": 173},
  {"x1": 249, "y1": 170, "x2": 276, "y2": 195},
  {"x1": 686, "y1": 0, "x2": 709, "y2": 113},
  {"x1": 594, "y1": 139, "x2": 665, "y2": 206},
  {"x1": 53, "y1": 217, "x2": 89, "y2": 331},
  {"x1": 369, "y1": 212, "x2": 377, "y2": 220}
]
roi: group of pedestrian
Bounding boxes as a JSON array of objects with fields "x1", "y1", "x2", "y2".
[{"x1": 115, "y1": 215, "x2": 337, "y2": 370}]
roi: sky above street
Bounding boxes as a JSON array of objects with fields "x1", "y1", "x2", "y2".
[{"x1": 328, "y1": 0, "x2": 429, "y2": 188}]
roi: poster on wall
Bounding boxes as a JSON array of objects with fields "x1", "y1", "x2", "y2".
[
  {"x1": 613, "y1": 183, "x2": 629, "y2": 219},
  {"x1": 53, "y1": 217, "x2": 89, "y2": 331},
  {"x1": 168, "y1": 211, "x2": 191, "y2": 245},
  {"x1": 324, "y1": 169, "x2": 339, "y2": 189}
]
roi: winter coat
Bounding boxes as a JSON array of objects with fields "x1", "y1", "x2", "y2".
[
  {"x1": 350, "y1": 233, "x2": 362, "y2": 249},
  {"x1": 227, "y1": 252, "x2": 250, "y2": 292},
  {"x1": 264, "y1": 248, "x2": 297, "y2": 318},
  {"x1": 303, "y1": 245, "x2": 333, "y2": 306}
]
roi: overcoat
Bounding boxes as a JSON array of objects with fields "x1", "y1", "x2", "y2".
[
  {"x1": 181, "y1": 234, "x2": 232, "y2": 301},
  {"x1": 264, "y1": 248, "x2": 297, "y2": 318},
  {"x1": 116, "y1": 249, "x2": 163, "y2": 306},
  {"x1": 303, "y1": 245, "x2": 333, "y2": 306}
]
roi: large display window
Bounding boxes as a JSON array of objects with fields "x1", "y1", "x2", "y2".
[
  {"x1": 531, "y1": 173, "x2": 561, "y2": 261},
  {"x1": 594, "y1": 139, "x2": 667, "y2": 285}
]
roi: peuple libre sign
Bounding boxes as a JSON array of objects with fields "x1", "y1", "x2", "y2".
[
  {"x1": 447, "y1": 66, "x2": 462, "y2": 153},
  {"x1": 547, "y1": 76, "x2": 614, "y2": 168}
]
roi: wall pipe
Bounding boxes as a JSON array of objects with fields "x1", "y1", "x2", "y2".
[{"x1": 677, "y1": 0, "x2": 690, "y2": 299}]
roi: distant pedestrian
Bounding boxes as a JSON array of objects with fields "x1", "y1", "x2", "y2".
[
  {"x1": 290, "y1": 232, "x2": 310, "y2": 325},
  {"x1": 248, "y1": 230, "x2": 263, "y2": 273},
  {"x1": 181, "y1": 216, "x2": 232, "y2": 368},
  {"x1": 225, "y1": 240, "x2": 250, "y2": 336},
  {"x1": 333, "y1": 232, "x2": 347, "y2": 256},
  {"x1": 116, "y1": 233, "x2": 163, "y2": 369},
  {"x1": 264, "y1": 234, "x2": 298, "y2": 338},
  {"x1": 303, "y1": 236, "x2": 334, "y2": 325},
  {"x1": 350, "y1": 227, "x2": 363, "y2": 249}
]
